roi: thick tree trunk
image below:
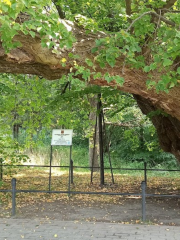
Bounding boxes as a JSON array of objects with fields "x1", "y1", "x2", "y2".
[
  {"x1": 134, "y1": 95, "x2": 180, "y2": 161},
  {"x1": 1, "y1": 19, "x2": 180, "y2": 161}
]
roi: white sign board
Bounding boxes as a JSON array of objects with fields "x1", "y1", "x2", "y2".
[{"x1": 51, "y1": 129, "x2": 73, "y2": 146}]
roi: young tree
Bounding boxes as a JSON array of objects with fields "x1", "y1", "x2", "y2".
[{"x1": 0, "y1": 0, "x2": 180, "y2": 160}]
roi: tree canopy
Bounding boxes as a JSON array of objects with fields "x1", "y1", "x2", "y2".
[{"x1": 1, "y1": 0, "x2": 180, "y2": 160}]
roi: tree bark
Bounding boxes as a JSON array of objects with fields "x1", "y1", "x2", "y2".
[
  {"x1": 125, "y1": 0, "x2": 132, "y2": 16},
  {"x1": 134, "y1": 94, "x2": 180, "y2": 161}
]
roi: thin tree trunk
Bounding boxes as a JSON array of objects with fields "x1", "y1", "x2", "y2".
[
  {"x1": 13, "y1": 112, "x2": 19, "y2": 140},
  {"x1": 88, "y1": 95, "x2": 99, "y2": 172}
]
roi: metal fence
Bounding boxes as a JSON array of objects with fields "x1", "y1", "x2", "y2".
[{"x1": 0, "y1": 162, "x2": 180, "y2": 222}]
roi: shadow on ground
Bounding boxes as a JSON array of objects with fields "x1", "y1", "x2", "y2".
[{"x1": 1, "y1": 197, "x2": 179, "y2": 226}]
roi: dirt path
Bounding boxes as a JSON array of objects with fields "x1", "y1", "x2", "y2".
[{"x1": 2, "y1": 197, "x2": 179, "y2": 226}]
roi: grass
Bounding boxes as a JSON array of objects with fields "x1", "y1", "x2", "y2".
[
  {"x1": 24, "y1": 145, "x2": 89, "y2": 167},
  {"x1": 1, "y1": 144, "x2": 179, "y2": 184}
]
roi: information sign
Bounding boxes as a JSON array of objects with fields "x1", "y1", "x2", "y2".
[{"x1": 51, "y1": 129, "x2": 73, "y2": 146}]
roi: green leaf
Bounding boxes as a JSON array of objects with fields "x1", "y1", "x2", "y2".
[
  {"x1": 41, "y1": 39, "x2": 47, "y2": 48},
  {"x1": 85, "y1": 58, "x2": 93, "y2": 67},
  {"x1": 169, "y1": 82, "x2": 175, "y2": 88},
  {"x1": 93, "y1": 72, "x2": 102, "y2": 79},
  {"x1": 1, "y1": 4, "x2": 8, "y2": 12},
  {"x1": 99, "y1": 61, "x2": 105, "y2": 68},
  {"x1": 29, "y1": 31, "x2": 35, "y2": 38},
  {"x1": 104, "y1": 73, "x2": 113, "y2": 83},
  {"x1": 144, "y1": 66, "x2": 151, "y2": 73},
  {"x1": 66, "y1": 39, "x2": 73, "y2": 49},
  {"x1": 95, "y1": 39, "x2": 102, "y2": 47},
  {"x1": 177, "y1": 67, "x2": 180, "y2": 75},
  {"x1": 82, "y1": 69, "x2": 91, "y2": 80},
  {"x1": 149, "y1": 63, "x2": 157, "y2": 71},
  {"x1": 91, "y1": 47, "x2": 98, "y2": 53},
  {"x1": 146, "y1": 80, "x2": 156, "y2": 89},
  {"x1": 113, "y1": 76, "x2": 124, "y2": 85},
  {"x1": 106, "y1": 56, "x2": 115, "y2": 67},
  {"x1": 163, "y1": 59, "x2": 173, "y2": 67}
]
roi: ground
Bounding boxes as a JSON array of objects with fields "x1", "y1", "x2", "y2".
[
  {"x1": 13, "y1": 197, "x2": 180, "y2": 226},
  {"x1": 0, "y1": 170, "x2": 180, "y2": 226}
]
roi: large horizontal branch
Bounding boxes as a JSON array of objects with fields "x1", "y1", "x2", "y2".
[
  {"x1": 0, "y1": 19, "x2": 180, "y2": 124},
  {"x1": 1, "y1": 17, "x2": 180, "y2": 160}
]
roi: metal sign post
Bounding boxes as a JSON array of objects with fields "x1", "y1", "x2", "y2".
[
  {"x1": 49, "y1": 145, "x2": 53, "y2": 191},
  {"x1": 49, "y1": 129, "x2": 73, "y2": 192},
  {"x1": 68, "y1": 145, "x2": 72, "y2": 196},
  {"x1": 0, "y1": 158, "x2": 3, "y2": 181},
  {"x1": 141, "y1": 181, "x2": 146, "y2": 221}
]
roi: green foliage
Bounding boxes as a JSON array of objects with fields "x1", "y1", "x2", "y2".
[
  {"x1": 0, "y1": 136, "x2": 29, "y2": 165},
  {"x1": 0, "y1": 0, "x2": 75, "y2": 53},
  {"x1": 102, "y1": 94, "x2": 177, "y2": 168},
  {"x1": 0, "y1": 71, "x2": 177, "y2": 170},
  {"x1": 0, "y1": 0, "x2": 179, "y2": 168},
  {"x1": 0, "y1": 0, "x2": 179, "y2": 90}
]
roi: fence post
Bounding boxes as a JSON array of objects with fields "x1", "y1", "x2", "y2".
[
  {"x1": 0, "y1": 158, "x2": 3, "y2": 181},
  {"x1": 70, "y1": 159, "x2": 73, "y2": 184},
  {"x1": 144, "y1": 162, "x2": 147, "y2": 184},
  {"x1": 68, "y1": 145, "x2": 72, "y2": 196},
  {"x1": 141, "y1": 181, "x2": 146, "y2": 222},
  {"x1": 11, "y1": 178, "x2": 16, "y2": 216},
  {"x1": 49, "y1": 145, "x2": 53, "y2": 192}
]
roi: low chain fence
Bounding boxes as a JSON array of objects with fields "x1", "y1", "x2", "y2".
[{"x1": 0, "y1": 162, "x2": 180, "y2": 222}]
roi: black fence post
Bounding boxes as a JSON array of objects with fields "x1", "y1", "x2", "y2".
[
  {"x1": 0, "y1": 158, "x2": 3, "y2": 181},
  {"x1": 144, "y1": 162, "x2": 147, "y2": 184},
  {"x1": 11, "y1": 178, "x2": 16, "y2": 216},
  {"x1": 98, "y1": 93, "x2": 104, "y2": 185},
  {"x1": 141, "y1": 181, "x2": 146, "y2": 222},
  {"x1": 70, "y1": 159, "x2": 73, "y2": 184},
  {"x1": 68, "y1": 145, "x2": 72, "y2": 196},
  {"x1": 49, "y1": 145, "x2": 53, "y2": 191}
]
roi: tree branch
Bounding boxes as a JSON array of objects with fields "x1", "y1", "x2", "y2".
[
  {"x1": 105, "y1": 121, "x2": 139, "y2": 127},
  {"x1": 52, "y1": 0, "x2": 65, "y2": 19},
  {"x1": 61, "y1": 81, "x2": 70, "y2": 95},
  {"x1": 161, "y1": 8, "x2": 180, "y2": 13},
  {"x1": 162, "y1": 0, "x2": 177, "y2": 9},
  {"x1": 126, "y1": 11, "x2": 175, "y2": 32},
  {"x1": 125, "y1": 0, "x2": 132, "y2": 16}
]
